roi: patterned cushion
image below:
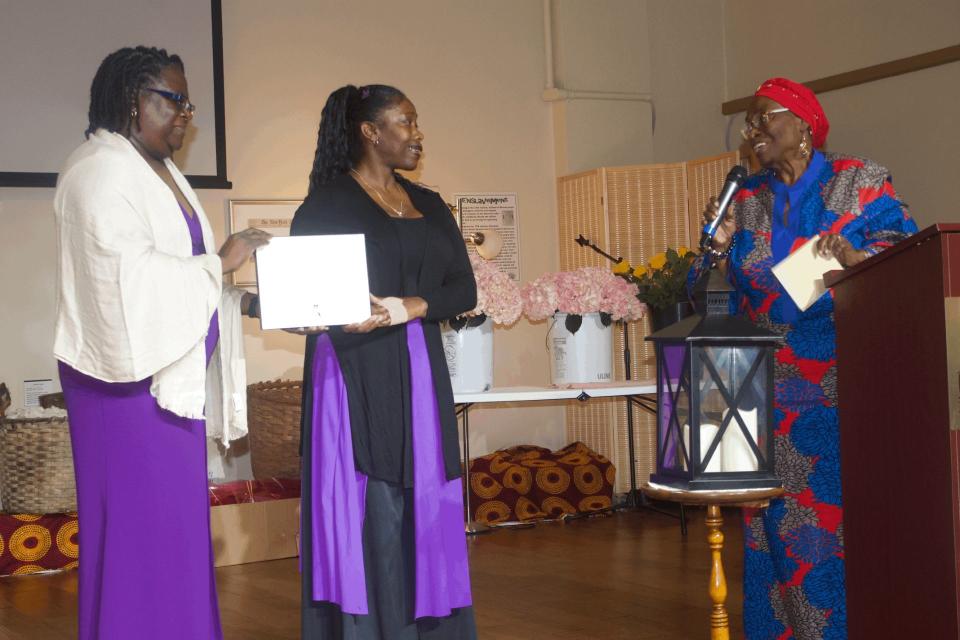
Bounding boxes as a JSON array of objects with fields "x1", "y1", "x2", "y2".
[
  {"x1": 0, "y1": 479, "x2": 303, "y2": 577},
  {"x1": 0, "y1": 513, "x2": 78, "y2": 576},
  {"x1": 468, "y1": 442, "x2": 615, "y2": 524}
]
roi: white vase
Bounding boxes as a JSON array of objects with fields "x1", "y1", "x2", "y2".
[
  {"x1": 547, "y1": 313, "x2": 613, "y2": 385},
  {"x1": 441, "y1": 316, "x2": 494, "y2": 393}
]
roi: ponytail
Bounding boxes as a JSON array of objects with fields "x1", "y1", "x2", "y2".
[{"x1": 307, "y1": 84, "x2": 406, "y2": 193}]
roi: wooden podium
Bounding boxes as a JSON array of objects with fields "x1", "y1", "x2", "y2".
[{"x1": 826, "y1": 224, "x2": 960, "y2": 639}]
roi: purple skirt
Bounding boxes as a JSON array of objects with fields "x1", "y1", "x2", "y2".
[
  {"x1": 301, "y1": 319, "x2": 475, "y2": 637},
  {"x1": 59, "y1": 361, "x2": 222, "y2": 640}
]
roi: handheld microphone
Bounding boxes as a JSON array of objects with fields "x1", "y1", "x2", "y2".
[{"x1": 700, "y1": 165, "x2": 749, "y2": 250}]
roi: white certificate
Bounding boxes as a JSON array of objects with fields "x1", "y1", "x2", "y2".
[
  {"x1": 771, "y1": 234, "x2": 842, "y2": 312},
  {"x1": 255, "y1": 235, "x2": 371, "y2": 329}
]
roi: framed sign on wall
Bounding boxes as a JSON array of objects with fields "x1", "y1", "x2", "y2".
[{"x1": 227, "y1": 199, "x2": 302, "y2": 287}]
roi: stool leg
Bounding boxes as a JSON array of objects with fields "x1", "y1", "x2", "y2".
[{"x1": 706, "y1": 504, "x2": 729, "y2": 640}]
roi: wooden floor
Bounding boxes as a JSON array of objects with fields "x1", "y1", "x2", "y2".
[{"x1": 0, "y1": 507, "x2": 744, "y2": 639}]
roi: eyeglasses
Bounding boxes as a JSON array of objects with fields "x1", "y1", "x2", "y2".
[
  {"x1": 740, "y1": 107, "x2": 789, "y2": 139},
  {"x1": 144, "y1": 88, "x2": 196, "y2": 116}
]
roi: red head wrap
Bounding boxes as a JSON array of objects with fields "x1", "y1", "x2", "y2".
[{"x1": 754, "y1": 77, "x2": 830, "y2": 148}]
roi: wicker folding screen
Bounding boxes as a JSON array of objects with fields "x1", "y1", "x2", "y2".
[
  {"x1": 556, "y1": 151, "x2": 739, "y2": 493},
  {"x1": 604, "y1": 163, "x2": 689, "y2": 493},
  {"x1": 557, "y1": 169, "x2": 608, "y2": 270},
  {"x1": 555, "y1": 169, "x2": 620, "y2": 475}
]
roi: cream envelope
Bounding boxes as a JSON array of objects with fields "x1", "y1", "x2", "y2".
[
  {"x1": 255, "y1": 234, "x2": 370, "y2": 329},
  {"x1": 770, "y1": 234, "x2": 842, "y2": 312}
]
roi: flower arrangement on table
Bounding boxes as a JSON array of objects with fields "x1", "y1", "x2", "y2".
[
  {"x1": 612, "y1": 247, "x2": 698, "y2": 312},
  {"x1": 520, "y1": 266, "x2": 646, "y2": 333},
  {"x1": 447, "y1": 254, "x2": 523, "y2": 330}
]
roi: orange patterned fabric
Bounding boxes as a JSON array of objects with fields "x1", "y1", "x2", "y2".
[
  {"x1": 468, "y1": 442, "x2": 615, "y2": 524},
  {"x1": 0, "y1": 513, "x2": 79, "y2": 577},
  {"x1": 0, "y1": 479, "x2": 302, "y2": 577}
]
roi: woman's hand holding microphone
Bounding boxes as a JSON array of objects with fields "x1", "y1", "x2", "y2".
[{"x1": 703, "y1": 197, "x2": 737, "y2": 253}]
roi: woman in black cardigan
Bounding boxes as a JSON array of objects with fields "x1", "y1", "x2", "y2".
[{"x1": 291, "y1": 84, "x2": 478, "y2": 639}]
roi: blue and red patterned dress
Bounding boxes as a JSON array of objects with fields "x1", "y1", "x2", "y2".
[{"x1": 702, "y1": 151, "x2": 916, "y2": 639}]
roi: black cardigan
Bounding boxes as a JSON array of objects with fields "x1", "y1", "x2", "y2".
[{"x1": 290, "y1": 173, "x2": 476, "y2": 483}]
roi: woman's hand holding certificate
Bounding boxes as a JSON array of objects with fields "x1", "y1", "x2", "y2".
[
  {"x1": 255, "y1": 235, "x2": 371, "y2": 330},
  {"x1": 283, "y1": 326, "x2": 329, "y2": 335},
  {"x1": 343, "y1": 295, "x2": 390, "y2": 334},
  {"x1": 342, "y1": 294, "x2": 426, "y2": 333}
]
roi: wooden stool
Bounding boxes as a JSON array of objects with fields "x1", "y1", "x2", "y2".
[{"x1": 642, "y1": 483, "x2": 784, "y2": 640}]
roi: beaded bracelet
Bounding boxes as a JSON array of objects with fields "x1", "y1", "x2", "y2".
[{"x1": 706, "y1": 236, "x2": 735, "y2": 261}]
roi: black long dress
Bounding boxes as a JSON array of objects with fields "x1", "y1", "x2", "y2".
[{"x1": 293, "y1": 174, "x2": 478, "y2": 639}]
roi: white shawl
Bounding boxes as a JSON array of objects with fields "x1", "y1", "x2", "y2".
[{"x1": 54, "y1": 129, "x2": 247, "y2": 444}]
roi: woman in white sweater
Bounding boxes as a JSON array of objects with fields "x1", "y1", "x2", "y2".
[{"x1": 54, "y1": 46, "x2": 269, "y2": 640}]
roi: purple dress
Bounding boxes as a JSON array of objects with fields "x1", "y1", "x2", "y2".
[{"x1": 59, "y1": 206, "x2": 222, "y2": 640}]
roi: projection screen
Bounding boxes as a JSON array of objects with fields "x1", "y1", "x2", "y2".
[{"x1": 0, "y1": 0, "x2": 229, "y2": 188}]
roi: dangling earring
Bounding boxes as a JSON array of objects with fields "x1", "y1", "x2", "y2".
[
  {"x1": 375, "y1": 138, "x2": 380, "y2": 146},
  {"x1": 131, "y1": 107, "x2": 138, "y2": 118},
  {"x1": 799, "y1": 137, "x2": 809, "y2": 158}
]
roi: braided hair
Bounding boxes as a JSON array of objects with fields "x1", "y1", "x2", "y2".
[
  {"x1": 307, "y1": 84, "x2": 406, "y2": 193},
  {"x1": 85, "y1": 46, "x2": 184, "y2": 138}
]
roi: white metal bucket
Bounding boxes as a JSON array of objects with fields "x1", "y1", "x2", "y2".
[
  {"x1": 547, "y1": 313, "x2": 613, "y2": 385},
  {"x1": 442, "y1": 316, "x2": 494, "y2": 393}
]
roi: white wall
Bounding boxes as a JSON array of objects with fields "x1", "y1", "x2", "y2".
[
  {"x1": 554, "y1": 0, "x2": 652, "y2": 93},
  {"x1": 549, "y1": 0, "x2": 655, "y2": 174},
  {"x1": 548, "y1": 0, "x2": 730, "y2": 173},
  {"x1": 648, "y1": 0, "x2": 727, "y2": 164}
]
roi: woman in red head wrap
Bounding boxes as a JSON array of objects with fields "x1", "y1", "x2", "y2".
[{"x1": 698, "y1": 78, "x2": 918, "y2": 639}]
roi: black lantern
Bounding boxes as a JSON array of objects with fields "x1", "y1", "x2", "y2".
[{"x1": 646, "y1": 267, "x2": 783, "y2": 490}]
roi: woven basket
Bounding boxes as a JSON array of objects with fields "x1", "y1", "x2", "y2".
[
  {"x1": 247, "y1": 380, "x2": 302, "y2": 479},
  {"x1": 0, "y1": 417, "x2": 77, "y2": 514}
]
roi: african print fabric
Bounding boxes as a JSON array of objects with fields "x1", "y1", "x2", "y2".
[
  {"x1": 467, "y1": 443, "x2": 615, "y2": 523},
  {"x1": 699, "y1": 152, "x2": 916, "y2": 639},
  {"x1": 0, "y1": 513, "x2": 78, "y2": 576}
]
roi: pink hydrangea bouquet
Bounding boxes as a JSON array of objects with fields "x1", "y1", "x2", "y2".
[
  {"x1": 520, "y1": 267, "x2": 646, "y2": 329},
  {"x1": 449, "y1": 255, "x2": 523, "y2": 330}
]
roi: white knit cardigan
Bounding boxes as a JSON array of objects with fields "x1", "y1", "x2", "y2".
[{"x1": 54, "y1": 129, "x2": 247, "y2": 445}]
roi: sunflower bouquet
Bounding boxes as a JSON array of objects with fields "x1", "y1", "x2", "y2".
[{"x1": 612, "y1": 247, "x2": 698, "y2": 310}]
